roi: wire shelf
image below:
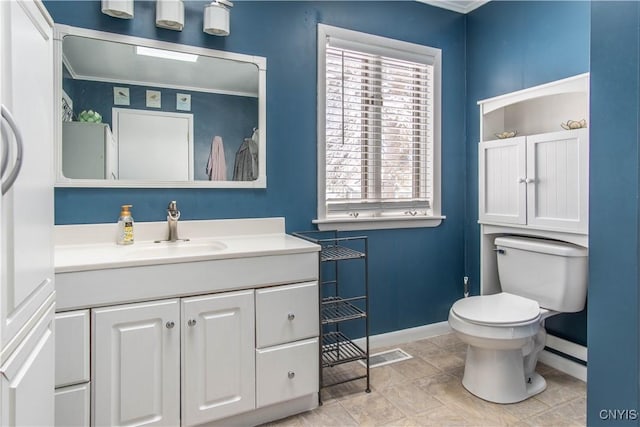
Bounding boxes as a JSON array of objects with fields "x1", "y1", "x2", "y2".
[
  {"x1": 320, "y1": 245, "x2": 365, "y2": 262},
  {"x1": 322, "y1": 296, "x2": 366, "y2": 324},
  {"x1": 322, "y1": 331, "x2": 367, "y2": 367}
]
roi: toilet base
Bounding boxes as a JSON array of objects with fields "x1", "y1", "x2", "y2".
[{"x1": 461, "y1": 345, "x2": 547, "y2": 404}]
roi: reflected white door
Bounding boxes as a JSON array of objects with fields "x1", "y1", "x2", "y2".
[{"x1": 114, "y1": 109, "x2": 193, "y2": 181}]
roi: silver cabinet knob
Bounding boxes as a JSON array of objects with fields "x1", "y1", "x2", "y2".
[
  {"x1": 166, "y1": 321, "x2": 175, "y2": 329},
  {"x1": 188, "y1": 319, "x2": 197, "y2": 327},
  {"x1": 287, "y1": 313, "x2": 295, "y2": 321},
  {"x1": 288, "y1": 371, "x2": 295, "y2": 379}
]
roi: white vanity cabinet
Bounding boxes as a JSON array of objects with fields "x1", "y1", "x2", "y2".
[
  {"x1": 53, "y1": 218, "x2": 321, "y2": 426},
  {"x1": 479, "y1": 128, "x2": 589, "y2": 233}
]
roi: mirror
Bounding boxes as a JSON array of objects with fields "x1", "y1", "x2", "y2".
[{"x1": 54, "y1": 25, "x2": 266, "y2": 188}]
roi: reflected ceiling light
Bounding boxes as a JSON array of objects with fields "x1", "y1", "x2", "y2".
[
  {"x1": 101, "y1": 0, "x2": 134, "y2": 19},
  {"x1": 135, "y1": 46, "x2": 198, "y2": 63},
  {"x1": 156, "y1": 0, "x2": 184, "y2": 31},
  {"x1": 203, "y1": 0, "x2": 233, "y2": 36}
]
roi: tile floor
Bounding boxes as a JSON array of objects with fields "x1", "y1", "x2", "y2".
[{"x1": 267, "y1": 333, "x2": 586, "y2": 426}]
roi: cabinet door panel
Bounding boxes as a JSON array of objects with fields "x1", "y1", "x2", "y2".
[
  {"x1": 0, "y1": 304, "x2": 55, "y2": 427},
  {"x1": 0, "y1": 0, "x2": 54, "y2": 353},
  {"x1": 526, "y1": 129, "x2": 588, "y2": 232},
  {"x1": 92, "y1": 299, "x2": 180, "y2": 427},
  {"x1": 182, "y1": 290, "x2": 255, "y2": 426},
  {"x1": 479, "y1": 137, "x2": 527, "y2": 225}
]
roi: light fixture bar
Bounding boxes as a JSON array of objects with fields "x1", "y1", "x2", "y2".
[{"x1": 135, "y1": 46, "x2": 198, "y2": 62}]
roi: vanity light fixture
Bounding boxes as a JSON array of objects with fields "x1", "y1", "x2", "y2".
[
  {"x1": 135, "y1": 46, "x2": 198, "y2": 63},
  {"x1": 101, "y1": 0, "x2": 134, "y2": 19},
  {"x1": 203, "y1": 0, "x2": 234, "y2": 36},
  {"x1": 156, "y1": 0, "x2": 184, "y2": 31}
]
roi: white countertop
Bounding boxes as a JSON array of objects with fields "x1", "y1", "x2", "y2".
[{"x1": 55, "y1": 217, "x2": 319, "y2": 273}]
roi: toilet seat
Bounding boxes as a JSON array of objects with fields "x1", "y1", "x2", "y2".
[{"x1": 451, "y1": 292, "x2": 540, "y2": 327}]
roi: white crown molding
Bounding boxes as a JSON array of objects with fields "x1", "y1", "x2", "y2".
[{"x1": 417, "y1": 0, "x2": 489, "y2": 14}]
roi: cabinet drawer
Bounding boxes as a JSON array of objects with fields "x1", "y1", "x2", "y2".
[
  {"x1": 55, "y1": 310, "x2": 90, "y2": 387},
  {"x1": 256, "y1": 282, "x2": 318, "y2": 348},
  {"x1": 55, "y1": 382, "x2": 90, "y2": 427},
  {"x1": 256, "y1": 338, "x2": 319, "y2": 408}
]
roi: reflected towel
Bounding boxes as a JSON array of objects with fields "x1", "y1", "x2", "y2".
[{"x1": 206, "y1": 136, "x2": 227, "y2": 181}]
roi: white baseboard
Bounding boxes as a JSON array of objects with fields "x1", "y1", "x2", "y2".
[
  {"x1": 351, "y1": 323, "x2": 587, "y2": 382},
  {"x1": 352, "y1": 321, "x2": 451, "y2": 350}
]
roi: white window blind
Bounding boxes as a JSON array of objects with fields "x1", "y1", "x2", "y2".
[{"x1": 319, "y1": 27, "x2": 440, "y2": 224}]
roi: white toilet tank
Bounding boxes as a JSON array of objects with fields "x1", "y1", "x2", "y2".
[{"x1": 495, "y1": 236, "x2": 588, "y2": 312}]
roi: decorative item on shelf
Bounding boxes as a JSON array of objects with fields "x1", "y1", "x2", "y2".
[
  {"x1": 156, "y1": 0, "x2": 184, "y2": 31},
  {"x1": 204, "y1": 0, "x2": 233, "y2": 36},
  {"x1": 561, "y1": 119, "x2": 587, "y2": 130},
  {"x1": 101, "y1": 0, "x2": 134, "y2": 19},
  {"x1": 495, "y1": 131, "x2": 517, "y2": 139},
  {"x1": 78, "y1": 110, "x2": 102, "y2": 123}
]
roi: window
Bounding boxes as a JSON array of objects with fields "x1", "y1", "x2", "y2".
[{"x1": 315, "y1": 24, "x2": 443, "y2": 231}]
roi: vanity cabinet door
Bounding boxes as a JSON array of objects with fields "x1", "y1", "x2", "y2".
[
  {"x1": 92, "y1": 299, "x2": 180, "y2": 427},
  {"x1": 181, "y1": 290, "x2": 255, "y2": 426}
]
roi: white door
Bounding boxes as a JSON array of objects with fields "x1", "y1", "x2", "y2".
[
  {"x1": 0, "y1": 0, "x2": 54, "y2": 355},
  {"x1": 526, "y1": 128, "x2": 589, "y2": 232},
  {"x1": 478, "y1": 137, "x2": 527, "y2": 225},
  {"x1": 0, "y1": 303, "x2": 55, "y2": 427},
  {"x1": 92, "y1": 299, "x2": 180, "y2": 427},
  {"x1": 181, "y1": 290, "x2": 255, "y2": 426},
  {"x1": 114, "y1": 109, "x2": 193, "y2": 181}
]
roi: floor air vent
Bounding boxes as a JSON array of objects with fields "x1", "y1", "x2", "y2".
[{"x1": 360, "y1": 348, "x2": 412, "y2": 368}]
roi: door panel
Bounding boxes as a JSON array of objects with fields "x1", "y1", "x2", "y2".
[
  {"x1": 181, "y1": 290, "x2": 255, "y2": 426},
  {"x1": 92, "y1": 299, "x2": 180, "y2": 427}
]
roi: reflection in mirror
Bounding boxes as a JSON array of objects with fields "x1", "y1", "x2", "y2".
[{"x1": 54, "y1": 26, "x2": 266, "y2": 188}]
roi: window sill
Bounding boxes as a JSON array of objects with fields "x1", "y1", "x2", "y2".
[{"x1": 312, "y1": 216, "x2": 445, "y2": 231}]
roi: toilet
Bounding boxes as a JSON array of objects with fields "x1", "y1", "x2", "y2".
[{"x1": 448, "y1": 236, "x2": 588, "y2": 404}]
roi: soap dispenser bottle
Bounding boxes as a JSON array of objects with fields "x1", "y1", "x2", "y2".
[{"x1": 117, "y1": 204, "x2": 134, "y2": 245}]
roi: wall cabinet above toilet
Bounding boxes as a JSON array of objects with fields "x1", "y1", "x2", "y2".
[
  {"x1": 478, "y1": 74, "x2": 589, "y2": 235},
  {"x1": 479, "y1": 128, "x2": 588, "y2": 233}
]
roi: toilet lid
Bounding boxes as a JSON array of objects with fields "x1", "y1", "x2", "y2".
[{"x1": 452, "y1": 293, "x2": 540, "y2": 325}]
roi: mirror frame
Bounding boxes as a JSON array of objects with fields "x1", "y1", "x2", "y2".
[{"x1": 53, "y1": 24, "x2": 267, "y2": 188}]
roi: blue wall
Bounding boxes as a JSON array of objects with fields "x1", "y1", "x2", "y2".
[
  {"x1": 588, "y1": 2, "x2": 640, "y2": 425},
  {"x1": 45, "y1": 1, "x2": 467, "y2": 336},
  {"x1": 465, "y1": 1, "x2": 591, "y2": 345},
  {"x1": 65, "y1": 78, "x2": 258, "y2": 181}
]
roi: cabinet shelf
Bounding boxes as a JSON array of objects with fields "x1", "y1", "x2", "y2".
[
  {"x1": 322, "y1": 331, "x2": 366, "y2": 367},
  {"x1": 322, "y1": 296, "x2": 366, "y2": 324},
  {"x1": 320, "y1": 245, "x2": 365, "y2": 262}
]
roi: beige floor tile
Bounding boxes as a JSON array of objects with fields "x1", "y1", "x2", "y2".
[
  {"x1": 413, "y1": 372, "x2": 462, "y2": 396},
  {"x1": 428, "y1": 333, "x2": 463, "y2": 349},
  {"x1": 339, "y1": 392, "x2": 406, "y2": 426},
  {"x1": 547, "y1": 397, "x2": 586, "y2": 425},
  {"x1": 322, "y1": 377, "x2": 370, "y2": 402},
  {"x1": 501, "y1": 397, "x2": 551, "y2": 420},
  {"x1": 370, "y1": 364, "x2": 411, "y2": 391},
  {"x1": 382, "y1": 381, "x2": 443, "y2": 417},
  {"x1": 297, "y1": 402, "x2": 359, "y2": 426},
  {"x1": 439, "y1": 393, "x2": 522, "y2": 426},
  {"x1": 409, "y1": 404, "x2": 487, "y2": 426},
  {"x1": 402, "y1": 339, "x2": 449, "y2": 359},
  {"x1": 420, "y1": 351, "x2": 465, "y2": 373},
  {"x1": 535, "y1": 372, "x2": 586, "y2": 407},
  {"x1": 389, "y1": 356, "x2": 440, "y2": 380},
  {"x1": 261, "y1": 414, "x2": 305, "y2": 426},
  {"x1": 525, "y1": 407, "x2": 584, "y2": 427}
]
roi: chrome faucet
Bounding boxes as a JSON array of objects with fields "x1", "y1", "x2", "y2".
[{"x1": 167, "y1": 201, "x2": 181, "y2": 242}]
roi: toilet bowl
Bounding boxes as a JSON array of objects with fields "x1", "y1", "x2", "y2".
[
  {"x1": 448, "y1": 236, "x2": 588, "y2": 404},
  {"x1": 449, "y1": 293, "x2": 550, "y2": 403}
]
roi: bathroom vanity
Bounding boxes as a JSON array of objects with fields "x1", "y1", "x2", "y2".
[{"x1": 53, "y1": 218, "x2": 320, "y2": 427}]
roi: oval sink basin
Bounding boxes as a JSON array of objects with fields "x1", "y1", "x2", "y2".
[{"x1": 128, "y1": 240, "x2": 228, "y2": 258}]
